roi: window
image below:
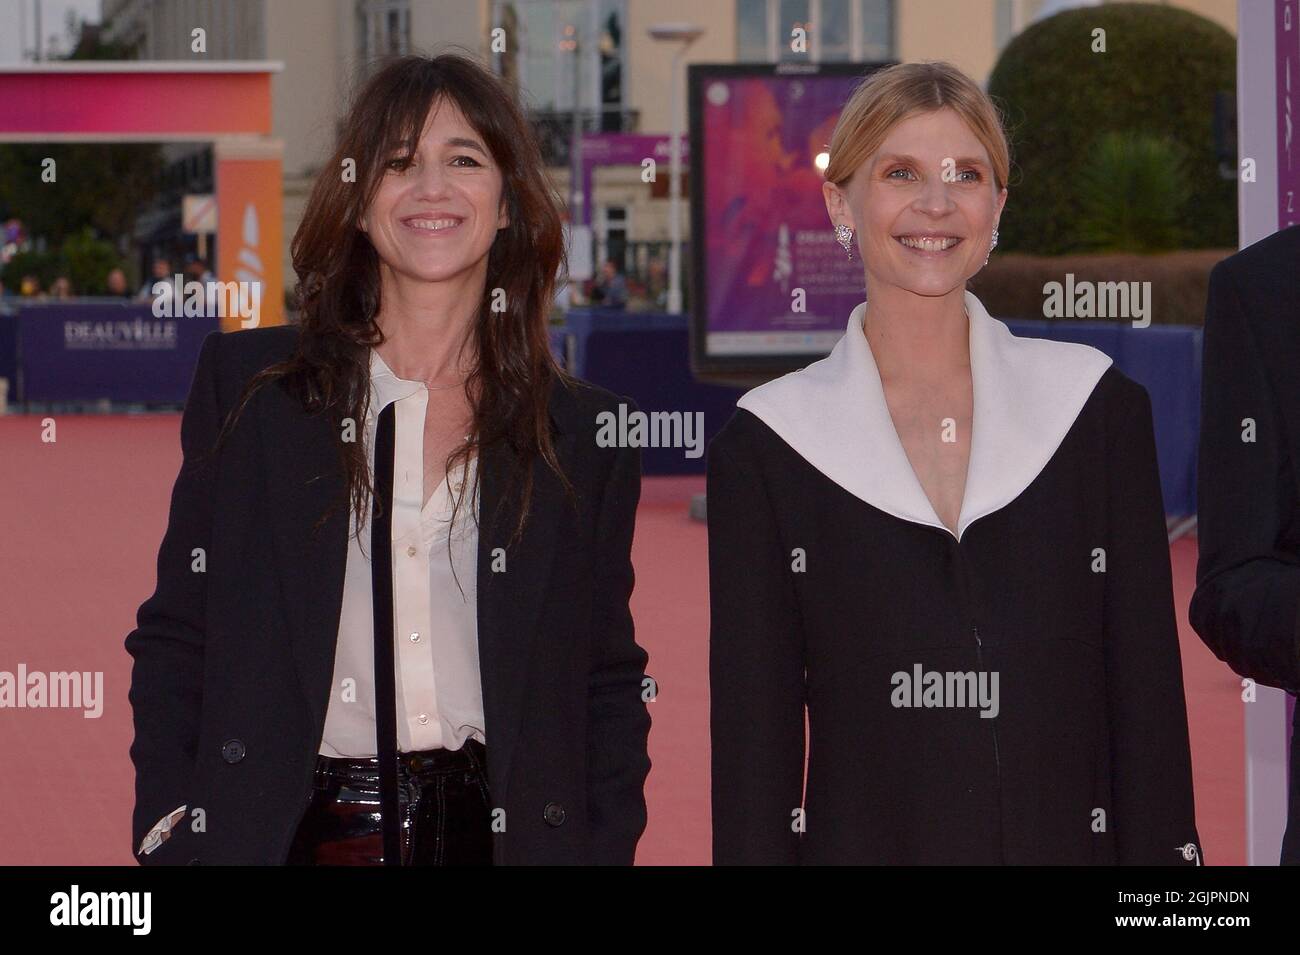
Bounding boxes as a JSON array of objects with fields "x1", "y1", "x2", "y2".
[
  {"x1": 819, "y1": 0, "x2": 852, "y2": 62},
  {"x1": 778, "y1": 0, "x2": 810, "y2": 62},
  {"x1": 736, "y1": 0, "x2": 894, "y2": 62},
  {"x1": 995, "y1": 0, "x2": 1039, "y2": 52},
  {"x1": 737, "y1": 0, "x2": 768, "y2": 64},
  {"x1": 357, "y1": 0, "x2": 410, "y2": 62},
  {"x1": 492, "y1": 0, "x2": 626, "y2": 115}
]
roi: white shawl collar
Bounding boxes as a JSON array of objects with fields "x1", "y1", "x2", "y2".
[{"x1": 734, "y1": 290, "x2": 1113, "y2": 541}]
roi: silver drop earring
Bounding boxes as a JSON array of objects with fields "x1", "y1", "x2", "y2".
[
  {"x1": 834, "y1": 223, "x2": 855, "y2": 259},
  {"x1": 984, "y1": 228, "x2": 999, "y2": 266}
]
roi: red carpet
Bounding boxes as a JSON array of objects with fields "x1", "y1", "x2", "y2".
[{"x1": 0, "y1": 415, "x2": 1247, "y2": 864}]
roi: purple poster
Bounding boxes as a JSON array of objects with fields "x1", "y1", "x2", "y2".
[
  {"x1": 697, "y1": 70, "x2": 872, "y2": 357},
  {"x1": 1279, "y1": 0, "x2": 1299, "y2": 229}
]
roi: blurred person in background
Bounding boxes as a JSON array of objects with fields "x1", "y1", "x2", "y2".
[
  {"x1": 183, "y1": 256, "x2": 219, "y2": 315},
  {"x1": 594, "y1": 259, "x2": 628, "y2": 309},
  {"x1": 106, "y1": 268, "x2": 131, "y2": 299},
  {"x1": 136, "y1": 257, "x2": 173, "y2": 305},
  {"x1": 646, "y1": 256, "x2": 668, "y2": 311},
  {"x1": 184, "y1": 256, "x2": 215, "y2": 285}
]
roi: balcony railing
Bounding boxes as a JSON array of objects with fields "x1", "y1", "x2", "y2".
[{"x1": 531, "y1": 108, "x2": 640, "y2": 167}]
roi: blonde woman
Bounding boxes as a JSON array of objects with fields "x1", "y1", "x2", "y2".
[{"x1": 707, "y1": 62, "x2": 1200, "y2": 865}]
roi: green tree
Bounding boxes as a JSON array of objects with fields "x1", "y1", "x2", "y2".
[
  {"x1": 0, "y1": 22, "x2": 159, "y2": 268},
  {"x1": 987, "y1": 3, "x2": 1235, "y2": 254},
  {"x1": 0, "y1": 143, "x2": 163, "y2": 249},
  {"x1": 60, "y1": 226, "x2": 123, "y2": 295},
  {"x1": 1, "y1": 249, "x2": 60, "y2": 292},
  {"x1": 1075, "y1": 132, "x2": 1191, "y2": 252}
]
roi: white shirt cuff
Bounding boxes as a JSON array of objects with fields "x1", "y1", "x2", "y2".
[{"x1": 137, "y1": 804, "x2": 187, "y2": 856}]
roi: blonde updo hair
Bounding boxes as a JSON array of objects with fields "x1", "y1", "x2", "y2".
[{"x1": 824, "y1": 61, "x2": 1010, "y2": 193}]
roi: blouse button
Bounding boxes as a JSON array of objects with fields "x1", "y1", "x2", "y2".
[
  {"x1": 406, "y1": 545, "x2": 417, "y2": 557},
  {"x1": 417, "y1": 713, "x2": 430, "y2": 725},
  {"x1": 409, "y1": 631, "x2": 420, "y2": 643}
]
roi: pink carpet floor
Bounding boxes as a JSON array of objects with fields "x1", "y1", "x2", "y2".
[{"x1": 0, "y1": 414, "x2": 1248, "y2": 864}]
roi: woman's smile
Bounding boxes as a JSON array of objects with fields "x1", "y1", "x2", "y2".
[
  {"x1": 400, "y1": 213, "x2": 466, "y2": 237},
  {"x1": 894, "y1": 233, "x2": 964, "y2": 256}
]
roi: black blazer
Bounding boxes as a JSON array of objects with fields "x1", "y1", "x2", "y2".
[
  {"x1": 1189, "y1": 223, "x2": 1300, "y2": 865},
  {"x1": 707, "y1": 293, "x2": 1200, "y2": 864},
  {"x1": 126, "y1": 323, "x2": 652, "y2": 865}
]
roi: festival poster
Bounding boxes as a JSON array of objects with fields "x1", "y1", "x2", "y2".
[{"x1": 699, "y1": 71, "x2": 873, "y2": 356}]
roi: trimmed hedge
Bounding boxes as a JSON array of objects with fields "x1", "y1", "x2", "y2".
[
  {"x1": 987, "y1": 2, "x2": 1236, "y2": 254},
  {"x1": 968, "y1": 248, "x2": 1232, "y2": 326}
]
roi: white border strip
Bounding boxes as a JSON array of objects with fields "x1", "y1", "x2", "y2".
[{"x1": 1237, "y1": 0, "x2": 1289, "y2": 867}]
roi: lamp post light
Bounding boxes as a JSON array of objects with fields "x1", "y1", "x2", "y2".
[
  {"x1": 648, "y1": 22, "x2": 703, "y2": 315},
  {"x1": 560, "y1": 21, "x2": 582, "y2": 233}
]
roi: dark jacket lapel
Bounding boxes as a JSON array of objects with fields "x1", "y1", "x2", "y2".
[
  {"x1": 261, "y1": 379, "x2": 349, "y2": 735},
  {"x1": 261, "y1": 366, "x2": 577, "y2": 802},
  {"x1": 475, "y1": 395, "x2": 576, "y2": 804}
]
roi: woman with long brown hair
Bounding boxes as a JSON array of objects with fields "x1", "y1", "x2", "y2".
[{"x1": 125, "y1": 52, "x2": 651, "y2": 866}]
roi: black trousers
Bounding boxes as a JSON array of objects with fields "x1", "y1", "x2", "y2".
[{"x1": 287, "y1": 739, "x2": 493, "y2": 865}]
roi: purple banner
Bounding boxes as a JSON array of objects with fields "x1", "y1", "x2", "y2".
[
  {"x1": 579, "y1": 133, "x2": 689, "y2": 228},
  {"x1": 17, "y1": 303, "x2": 218, "y2": 403},
  {"x1": 1280, "y1": 0, "x2": 1299, "y2": 229},
  {"x1": 698, "y1": 72, "x2": 868, "y2": 357}
]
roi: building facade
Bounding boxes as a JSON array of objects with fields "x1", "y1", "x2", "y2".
[{"x1": 97, "y1": 0, "x2": 1238, "y2": 305}]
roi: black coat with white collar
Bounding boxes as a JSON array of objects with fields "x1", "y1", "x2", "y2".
[
  {"x1": 126, "y1": 322, "x2": 651, "y2": 865},
  {"x1": 707, "y1": 291, "x2": 1200, "y2": 865}
]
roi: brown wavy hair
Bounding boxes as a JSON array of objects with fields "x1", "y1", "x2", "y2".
[{"x1": 208, "y1": 51, "x2": 573, "y2": 547}]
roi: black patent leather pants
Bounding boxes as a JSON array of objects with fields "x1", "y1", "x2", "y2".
[{"x1": 287, "y1": 739, "x2": 492, "y2": 865}]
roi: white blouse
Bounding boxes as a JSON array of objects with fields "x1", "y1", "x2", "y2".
[
  {"x1": 319, "y1": 346, "x2": 484, "y2": 756},
  {"x1": 138, "y1": 346, "x2": 485, "y2": 857}
]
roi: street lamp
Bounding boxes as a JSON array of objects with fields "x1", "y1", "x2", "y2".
[
  {"x1": 648, "y1": 22, "x2": 703, "y2": 315},
  {"x1": 560, "y1": 22, "x2": 582, "y2": 233}
]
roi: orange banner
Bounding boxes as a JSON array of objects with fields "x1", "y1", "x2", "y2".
[{"x1": 216, "y1": 155, "x2": 283, "y2": 332}]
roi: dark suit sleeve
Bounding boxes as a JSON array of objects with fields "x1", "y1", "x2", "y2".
[
  {"x1": 124, "y1": 330, "x2": 223, "y2": 864},
  {"x1": 1103, "y1": 375, "x2": 1202, "y2": 864},
  {"x1": 1189, "y1": 263, "x2": 1300, "y2": 694},
  {"x1": 707, "y1": 416, "x2": 805, "y2": 864},
  {"x1": 585, "y1": 397, "x2": 652, "y2": 865}
]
